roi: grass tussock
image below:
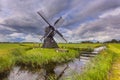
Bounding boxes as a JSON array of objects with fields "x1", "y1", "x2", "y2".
[
  {"x1": 19, "y1": 48, "x2": 79, "y2": 67},
  {"x1": 0, "y1": 53, "x2": 15, "y2": 73}
]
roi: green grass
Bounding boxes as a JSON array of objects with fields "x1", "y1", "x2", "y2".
[
  {"x1": 73, "y1": 49, "x2": 115, "y2": 80},
  {"x1": 18, "y1": 48, "x2": 79, "y2": 67},
  {"x1": 0, "y1": 43, "x2": 101, "y2": 77},
  {"x1": 0, "y1": 44, "x2": 16, "y2": 73},
  {"x1": 59, "y1": 43, "x2": 101, "y2": 48},
  {"x1": 0, "y1": 43, "x2": 32, "y2": 73},
  {"x1": 17, "y1": 43, "x2": 101, "y2": 67},
  {"x1": 108, "y1": 44, "x2": 120, "y2": 54},
  {"x1": 0, "y1": 53, "x2": 15, "y2": 73},
  {"x1": 0, "y1": 43, "x2": 118, "y2": 80}
]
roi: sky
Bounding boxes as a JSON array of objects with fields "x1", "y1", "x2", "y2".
[{"x1": 0, "y1": 0, "x2": 120, "y2": 42}]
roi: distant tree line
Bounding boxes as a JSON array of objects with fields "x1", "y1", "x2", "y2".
[
  {"x1": 80, "y1": 41, "x2": 100, "y2": 43},
  {"x1": 80, "y1": 39, "x2": 120, "y2": 43},
  {"x1": 104, "y1": 39, "x2": 120, "y2": 43},
  {"x1": 0, "y1": 39, "x2": 120, "y2": 44}
]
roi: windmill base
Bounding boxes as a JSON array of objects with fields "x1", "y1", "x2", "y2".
[{"x1": 42, "y1": 37, "x2": 59, "y2": 48}]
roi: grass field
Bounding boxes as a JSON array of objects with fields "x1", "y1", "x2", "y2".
[
  {"x1": 0, "y1": 44, "x2": 120, "y2": 80},
  {"x1": 0, "y1": 43, "x2": 101, "y2": 76},
  {"x1": 1, "y1": 43, "x2": 120, "y2": 80}
]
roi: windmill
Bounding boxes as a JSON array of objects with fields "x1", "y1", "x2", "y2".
[{"x1": 37, "y1": 11, "x2": 67, "y2": 48}]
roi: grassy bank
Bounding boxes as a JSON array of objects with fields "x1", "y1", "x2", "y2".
[
  {"x1": 0, "y1": 43, "x2": 32, "y2": 74},
  {"x1": 18, "y1": 48, "x2": 79, "y2": 67},
  {"x1": 66, "y1": 44, "x2": 120, "y2": 80},
  {"x1": 60, "y1": 49, "x2": 115, "y2": 80},
  {"x1": 0, "y1": 53, "x2": 15, "y2": 74},
  {"x1": 15, "y1": 43, "x2": 101, "y2": 67},
  {"x1": 75, "y1": 49, "x2": 115, "y2": 80}
]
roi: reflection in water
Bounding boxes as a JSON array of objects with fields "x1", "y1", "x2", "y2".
[
  {"x1": 54, "y1": 46, "x2": 106, "y2": 79},
  {"x1": 54, "y1": 56, "x2": 90, "y2": 79},
  {"x1": 8, "y1": 67, "x2": 45, "y2": 80},
  {"x1": 5, "y1": 46, "x2": 106, "y2": 80}
]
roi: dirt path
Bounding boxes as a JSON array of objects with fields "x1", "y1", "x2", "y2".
[
  {"x1": 109, "y1": 59, "x2": 120, "y2": 80},
  {"x1": 108, "y1": 45, "x2": 120, "y2": 80}
]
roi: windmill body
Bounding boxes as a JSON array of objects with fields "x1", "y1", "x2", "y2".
[{"x1": 42, "y1": 26, "x2": 58, "y2": 48}]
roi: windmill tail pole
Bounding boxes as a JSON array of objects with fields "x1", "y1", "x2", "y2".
[
  {"x1": 62, "y1": 37, "x2": 67, "y2": 43},
  {"x1": 55, "y1": 30, "x2": 67, "y2": 43},
  {"x1": 54, "y1": 17, "x2": 62, "y2": 26}
]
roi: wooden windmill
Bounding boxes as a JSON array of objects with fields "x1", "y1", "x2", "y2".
[{"x1": 37, "y1": 11, "x2": 67, "y2": 48}]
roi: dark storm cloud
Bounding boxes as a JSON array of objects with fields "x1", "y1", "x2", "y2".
[
  {"x1": 3, "y1": 19, "x2": 44, "y2": 34},
  {"x1": 1, "y1": 0, "x2": 71, "y2": 35},
  {"x1": 63, "y1": 0, "x2": 120, "y2": 29}
]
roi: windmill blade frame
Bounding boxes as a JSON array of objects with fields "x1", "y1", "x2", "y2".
[
  {"x1": 54, "y1": 17, "x2": 64, "y2": 28},
  {"x1": 55, "y1": 30, "x2": 67, "y2": 43},
  {"x1": 54, "y1": 17, "x2": 62, "y2": 26},
  {"x1": 37, "y1": 11, "x2": 51, "y2": 26}
]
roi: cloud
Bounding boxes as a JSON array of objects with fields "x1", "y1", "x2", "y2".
[
  {"x1": 0, "y1": 0, "x2": 120, "y2": 42},
  {"x1": 23, "y1": 34, "x2": 40, "y2": 42},
  {"x1": 62, "y1": 0, "x2": 120, "y2": 29},
  {"x1": 0, "y1": 0, "x2": 71, "y2": 34},
  {"x1": 0, "y1": 34, "x2": 8, "y2": 42},
  {"x1": 0, "y1": 25, "x2": 16, "y2": 31},
  {"x1": 71, "y1": 7, "x2": 120, "y2": 42},
  {"x1": 99, "y1": 7, "x2": 120, "y2": 18}
]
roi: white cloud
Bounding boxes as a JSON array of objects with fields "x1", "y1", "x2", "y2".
[
  {"x1": 0, "y1": 25, "x2": 16, "y2": 31},
  {"x1": 100, "y1": 7, "x2": 120, "y2": 18},
  {"x1": 0, "y1": 34, "x2": 8, "y2": 42},
  {"x1": 23, "y1": 34, "x2": 40, "y2": 42},
  {"x1": 9, "y1": 33, "x2": 24, "y2": 38}
]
